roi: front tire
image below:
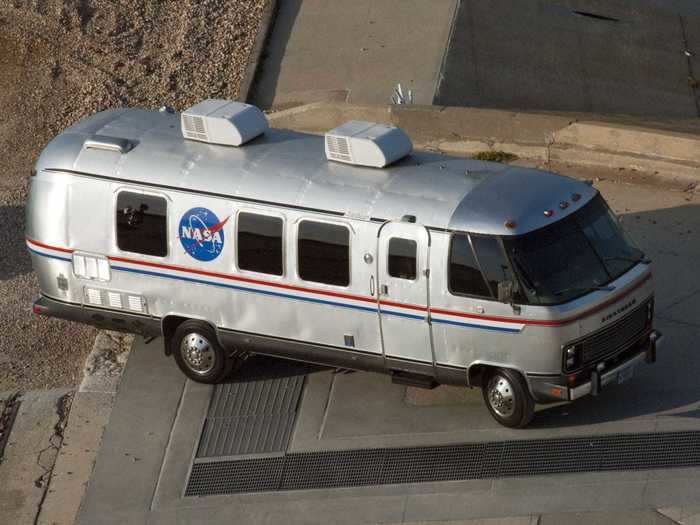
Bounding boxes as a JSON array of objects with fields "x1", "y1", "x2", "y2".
[
  {"x1": 482, "y1": 368, "x2": 535, "y2": 428},
  {"x1": 171, "y1": 320, "x2": 239, "y2": 383}
]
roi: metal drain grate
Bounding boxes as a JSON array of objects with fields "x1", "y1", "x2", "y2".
[
  {"x1": 196, "y1": 358, "x2": 307, "y2": 458},
  {"x1": 185, "y1": 431, "x2": 700, "y2": 497}
]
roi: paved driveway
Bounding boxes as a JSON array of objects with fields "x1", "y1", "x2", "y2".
[
  {"x1": 77, "y1": 170, "x2": 700, "y2": 524},
  {"x1": 436, "y1": 0, "x2": 700, "y2": 117}
]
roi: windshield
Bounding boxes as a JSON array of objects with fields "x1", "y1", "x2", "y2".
[{"x1": 503, "y1": 194, "x2": 644, "y2": 305}]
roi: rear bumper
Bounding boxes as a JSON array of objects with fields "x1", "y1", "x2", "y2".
[
  {"x1": 33, "y1": 294, "x2": 162, "y2": 337},
  {"x1": 528, "y1": 329, "x2": 663, "y2": 403}
]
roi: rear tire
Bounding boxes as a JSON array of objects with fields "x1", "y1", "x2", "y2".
[
  {"x1": 171, "y1": 320, "x2": 241, "y2": 384},
  {"x1": 481, "y1": 367, "x2": 535, "y2": 428}
]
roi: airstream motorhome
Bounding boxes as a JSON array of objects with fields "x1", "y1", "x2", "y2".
[{"x1": 27, "y1": 100, "x2": 662, "y2": 427}]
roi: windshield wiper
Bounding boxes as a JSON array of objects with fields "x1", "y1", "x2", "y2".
[
  {"x1": 554, "y1": 284, "x2": 616, "y2": 297},
  {"x1": 510, "y1": 253, "x2": 536, "y2": 292},
  {"x1": 603, "y1": 255, "x2": 651, "y2": 265}
]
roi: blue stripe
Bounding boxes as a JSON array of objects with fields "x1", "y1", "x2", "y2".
[
  {"x1": 27, "y1": 247, "x2": 71, "y2": 262},
  {"x1": 432, "y1": 318, "x2": 521, "y2": 333},
  {"x1": 30, "y1": 249, "x2": 514, "y2": 331},
  {"x1": 379, "y1": 309, "x2": 425, "y2": 321},
  {"x1": 111, "y1": 265, "x2": 383, "y2": 314}
]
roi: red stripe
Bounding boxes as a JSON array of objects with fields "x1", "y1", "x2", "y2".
[
  {"x1": 26, "y1": 238, "x2": 74, "y2": 254},
  {"x1": 27, "y1": 238, "x2": 652, "y2": 327},
  {"x1": 379, "y1": 299, "x2": 427, "y2": 312},
  {"x1": 107, "y1": 254, "x2": 378, "y2": 305},
  {"x1": 431, "y1": 272, "x2": 652, "y2": 327}
]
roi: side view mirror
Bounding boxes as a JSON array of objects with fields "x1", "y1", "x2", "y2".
[{"x1": 497, "y1": 280, "x2": 514, "y2": 304}]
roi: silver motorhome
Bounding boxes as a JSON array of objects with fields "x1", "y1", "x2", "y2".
[{"x1": 27, "y1": 100, "x2": 663, "y2": 427}]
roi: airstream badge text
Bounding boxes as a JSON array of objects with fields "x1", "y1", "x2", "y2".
[{"x1": 601, "y1": 298, "x2": 637, "y2": 324}]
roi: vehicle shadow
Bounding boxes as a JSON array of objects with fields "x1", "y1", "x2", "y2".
[
  {"x1": 531, "y1": 201, "x2": 700, "y2": 428},
  {"x1": 0, "y1": 204, "x2": 32, "y2": 281},
  {"x1": 222, "y1": 353, "x2": 326, "y2": 384}
]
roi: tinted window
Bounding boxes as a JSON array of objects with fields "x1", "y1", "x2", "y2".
[
  {"x1": 298, "y1": 221, "x2": 350, "y2": 286},
  {"x1": 237, "y1": 213, "x2": 283, "y2": 275},
  {"x1": 471, "y1": 236, "x2": 517, "y2": 298},
  {"x1": 449, "y1": 234, "x2": 491, "y2": 297},
  {"x1": 388, "y1": 238, "x2": 417, "y2": 280},
  {"x1": 503, "y1": 194, "x2": 642, "y2": 305},
  {"x1": 116, "y1": 192, "x2": 167, "y2": 256}
]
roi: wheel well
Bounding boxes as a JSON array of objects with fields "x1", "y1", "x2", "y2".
[
  {"x1": 469, "y1": 364, "x2": 535, "y2": 398},
  {"x1": 161, "y1": 316, "x2": 222, "y2": 356},
  {"x1": 468, "y1": 364, "x2": 493, "y2": 388},
  {"x1": 161, "y1": 316, "x2": 189, "y2": 355}
]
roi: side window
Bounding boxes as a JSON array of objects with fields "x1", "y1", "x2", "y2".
[
  {"x1": 448, "y1": 233, "x2": 491, "y2": 297},
  {"x1": 388, "y1": 238, "x2": 417, "y2": 280},
  {"x1": 116, "y1": 192, "x2": 167, "y2": 257},
  {"x1": 237, "y1": 212, "x2": 283, "y2": 275},
  {"x1": 471, "y1": 235, "x2": 521, "y2": 301},
  {"x1": 298, "y1": 221, "x2": 350, "y2": 286}
]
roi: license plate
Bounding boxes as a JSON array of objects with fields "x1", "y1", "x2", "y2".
[{"x1": 617, "y1": 365, "x2": 635, "y2": 384}]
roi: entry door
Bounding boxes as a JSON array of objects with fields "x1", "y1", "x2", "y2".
[{"x1": 377, "y1": 222, "x2": 433, "y2": 364}]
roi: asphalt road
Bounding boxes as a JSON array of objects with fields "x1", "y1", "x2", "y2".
[{"x1": 436, "y1": 0, "x2": 700, "y2": 117}]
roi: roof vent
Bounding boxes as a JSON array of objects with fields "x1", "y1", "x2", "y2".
[
  {"x1": 181, "y1": 99, "x2": 268, "y2": 147},
  {"x1": 84, "y1": 135, "x2": 134, "y2": 154},
  {"x1": 325, "y1": 121, "x2": 412, "y2": 168}
]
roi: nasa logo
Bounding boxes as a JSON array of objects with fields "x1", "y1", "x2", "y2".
[{"x1": 179, "y1": 207, "x2": 229, "y2": 262}]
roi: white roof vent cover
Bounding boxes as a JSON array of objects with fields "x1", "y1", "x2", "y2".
[
  {"x1": 181, "y1": 99, "x2": 268, "y2": 147},
  {"x1": 325, "y1": 121, "x2": 412, "y2": 168}
]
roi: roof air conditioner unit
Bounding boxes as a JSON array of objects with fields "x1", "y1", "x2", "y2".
[
  {"x1": 181, "y1": 99, "x2": 268, "y2": 147},
  {"x1": 324, "y1": 121, "x2": 412, "y2": 168}
]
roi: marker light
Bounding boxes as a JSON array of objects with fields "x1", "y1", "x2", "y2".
[
  {"x1": 544, "y1": 209, "x2": 554, "y2": 217},
  {"x1": 572, "y1": 193, "x2": 582, "y2": 202},
  {"x1": 504, "y1": 219, "x2": 517, "y2": 229},
  {"x1": 565, "y1": 345, "x2": 580, "y2": 371},
  {"x1": 559, "y1": 201, "x2": 569, "y2": 209}
]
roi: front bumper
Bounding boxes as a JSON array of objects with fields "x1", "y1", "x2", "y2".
[{"x1": 528, "y1": 329, "x2": 663, "y2": 403}]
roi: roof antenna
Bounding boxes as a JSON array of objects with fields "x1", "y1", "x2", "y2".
[{"x1": 391, "y1": 83, "x2": 413, "y2": 105}]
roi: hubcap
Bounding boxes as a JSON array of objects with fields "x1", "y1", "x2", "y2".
[
  {"x1": 487, "y1": 374, "x2": 515, "y2": 418},
  {"x1": 180, "y1": 332, "x2": 216, "y2": 375}
]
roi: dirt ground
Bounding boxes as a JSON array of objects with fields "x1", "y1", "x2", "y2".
[{"x1": 0, "y1": 0, "x2": 265, "y2": 391}]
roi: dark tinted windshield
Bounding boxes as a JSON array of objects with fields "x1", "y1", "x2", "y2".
[{"x1": 503, "y1": 194, "x2": 643, "y2": 305}]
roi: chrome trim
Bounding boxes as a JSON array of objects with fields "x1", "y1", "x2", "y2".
[{"x1": 569, "y1": 331, "x2": 663, "y2": 401}]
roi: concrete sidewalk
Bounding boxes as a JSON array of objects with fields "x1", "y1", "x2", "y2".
[
  {"x1": 250, "y1": 0, "x2": 457, "y2": 109},
  {"x1": 0, "y1": 389, "x2": 71, "y2": 524}
]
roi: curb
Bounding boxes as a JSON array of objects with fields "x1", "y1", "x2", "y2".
[
  {"x1": 267, "y1": 102, "x2": 700, "y2": 185},
  {"x1": 238, "y1": 0, "x2": 278, "y2": 103},
  {"x1": 35, "y1": 331, "x2": 133, "y2": 525}
]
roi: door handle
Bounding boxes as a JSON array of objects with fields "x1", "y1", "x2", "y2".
[
  {"x1": 381, "y1": 284, "x2": 389, "y2": 296},
  {"x1": 370, "y1": 275, "x2": 375, "y2": 296}
]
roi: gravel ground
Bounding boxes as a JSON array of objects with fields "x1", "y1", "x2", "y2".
[{"x1": 0, "y1": 0, "x2": 266, "y2": 391}]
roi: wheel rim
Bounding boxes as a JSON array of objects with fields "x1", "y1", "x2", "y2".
[
  {"x1": 487, "y1": 374, "x2": 516, "y2": 418},
  {"x1": 180, "y1": 332, "x2": 216, "y2": 375}
]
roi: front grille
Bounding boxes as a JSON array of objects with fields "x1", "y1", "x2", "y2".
[{"x1": 578, "y1": 299, "x2": 650, "y2": 368}]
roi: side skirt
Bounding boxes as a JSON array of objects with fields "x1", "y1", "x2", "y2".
[{"x1": 218, "y1": 328, "x2": 467, "y2": 386}]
